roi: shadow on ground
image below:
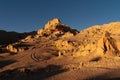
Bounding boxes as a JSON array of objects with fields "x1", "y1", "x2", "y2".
[
  {"x1": 0, "y1": 60, "x2": 16, "y2": 68},
  {"x1": 0, "y1": 64, "x2": 68, "y2": 80}
]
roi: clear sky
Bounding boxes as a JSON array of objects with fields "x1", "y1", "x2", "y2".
[{"x1": 0, "y1": 0, "x2": 120, "y2": 32}]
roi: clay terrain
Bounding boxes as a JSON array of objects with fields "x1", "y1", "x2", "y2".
[{"x1": 1, "y1": 18, "x2": 120, "y2": 80}]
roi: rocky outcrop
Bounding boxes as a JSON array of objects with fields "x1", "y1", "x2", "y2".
[
  {"x1": 44, "y1": 18, "x2": 61, "y2": 30},
  {"x1": 37, "y1": 18, "x2": 79, "y2": 37},
  {"x1": 6, "y1": 44, "x2": 24, "y2": 53},
  {"x1": 97, "y1": 31, "x2": 120, "y2": 56},
  {"x1": 73, "y1": 41, "x2": 96, "y2": 57},
  {"x1": 54, "y1": 40, "x2": 78, "y2": 56},
  {"x1": 74, "y1": 31, "x2": 120, "y2": 57},
  {"x1": 7, "y1": 45, "x2": 22, "y2": 53},
  {"x1": 6, "y1": 43, "x2": 29, "y2": 53}
]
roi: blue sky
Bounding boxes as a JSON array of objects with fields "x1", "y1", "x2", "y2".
[{"x1": 0, "y1": 0, "x2": 120, "y2": 32}]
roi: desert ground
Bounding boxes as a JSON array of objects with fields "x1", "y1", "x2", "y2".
[{"x1": 0, "y1": 18, "x2": 120, "y2": 80}]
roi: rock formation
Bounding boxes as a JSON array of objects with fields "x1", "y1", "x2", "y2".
[
  {"x1": 6, "y1": 44, "x2": 24, "y2": 53},
  {"x1": 44, "y1": 18, "x2": 61, "y2": 30},
  {"x1": 54, "y1": 40, "x2": 75, "y2": 53},
  {"x1": 97, "y1": 31, "x2": 120, "y2": 56},
  {"x1": 37, "y1": 18, "x2": 79, "y2": 38}
]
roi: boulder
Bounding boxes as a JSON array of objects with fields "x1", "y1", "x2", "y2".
[
  {"x1": 6, "y1": 44, "x2": 17, "y2": 53},
  {"x1": 6, "y1": 44, "x2": 24, "y2": 53}
]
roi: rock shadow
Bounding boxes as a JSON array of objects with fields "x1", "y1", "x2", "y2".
[
  {"x1": 0, "y1": 60, "x2": 16, "y2": 68},
  {"x1": 0, "y1": 64, "x2": 68, "y2": 80}
]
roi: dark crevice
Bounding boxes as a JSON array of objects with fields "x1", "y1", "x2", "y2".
[{"x1": 104, "y1": 43, "x2": 107, "y2": 53}]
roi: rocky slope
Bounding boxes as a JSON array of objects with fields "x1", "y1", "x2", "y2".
[{"x1": 0, "y1": 18, "x2": 120, "y2": 80}]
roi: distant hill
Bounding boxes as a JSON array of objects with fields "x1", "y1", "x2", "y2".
[{"x1": 0, "y1": 30, "x2": 36, "y2": 45}]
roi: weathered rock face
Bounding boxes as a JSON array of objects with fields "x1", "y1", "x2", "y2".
[
  {"x1": 37, "y1": 18, "x2": 61, "y2": 36},
  {"x1": 44, "y1": 18, "x2": 61, "y2": 30},
  {"x1": 54, "y1": 40, "x2": 74, "y2": 51},
  {"x1": 73, "y1": 31, "x2": 120, "y2": 57},
  {"x1": 75, "y1": 43, "x2": 96, "y2": 56},
  {"x1": 97, "y1": 31, "x2": 120, "y2": 56},
  {"x1": 54, "y1": 40, "x2": 78, "y2": 56},
  {"x1": 37, "y1": 18, "x2": 79, "y2": 37}
]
